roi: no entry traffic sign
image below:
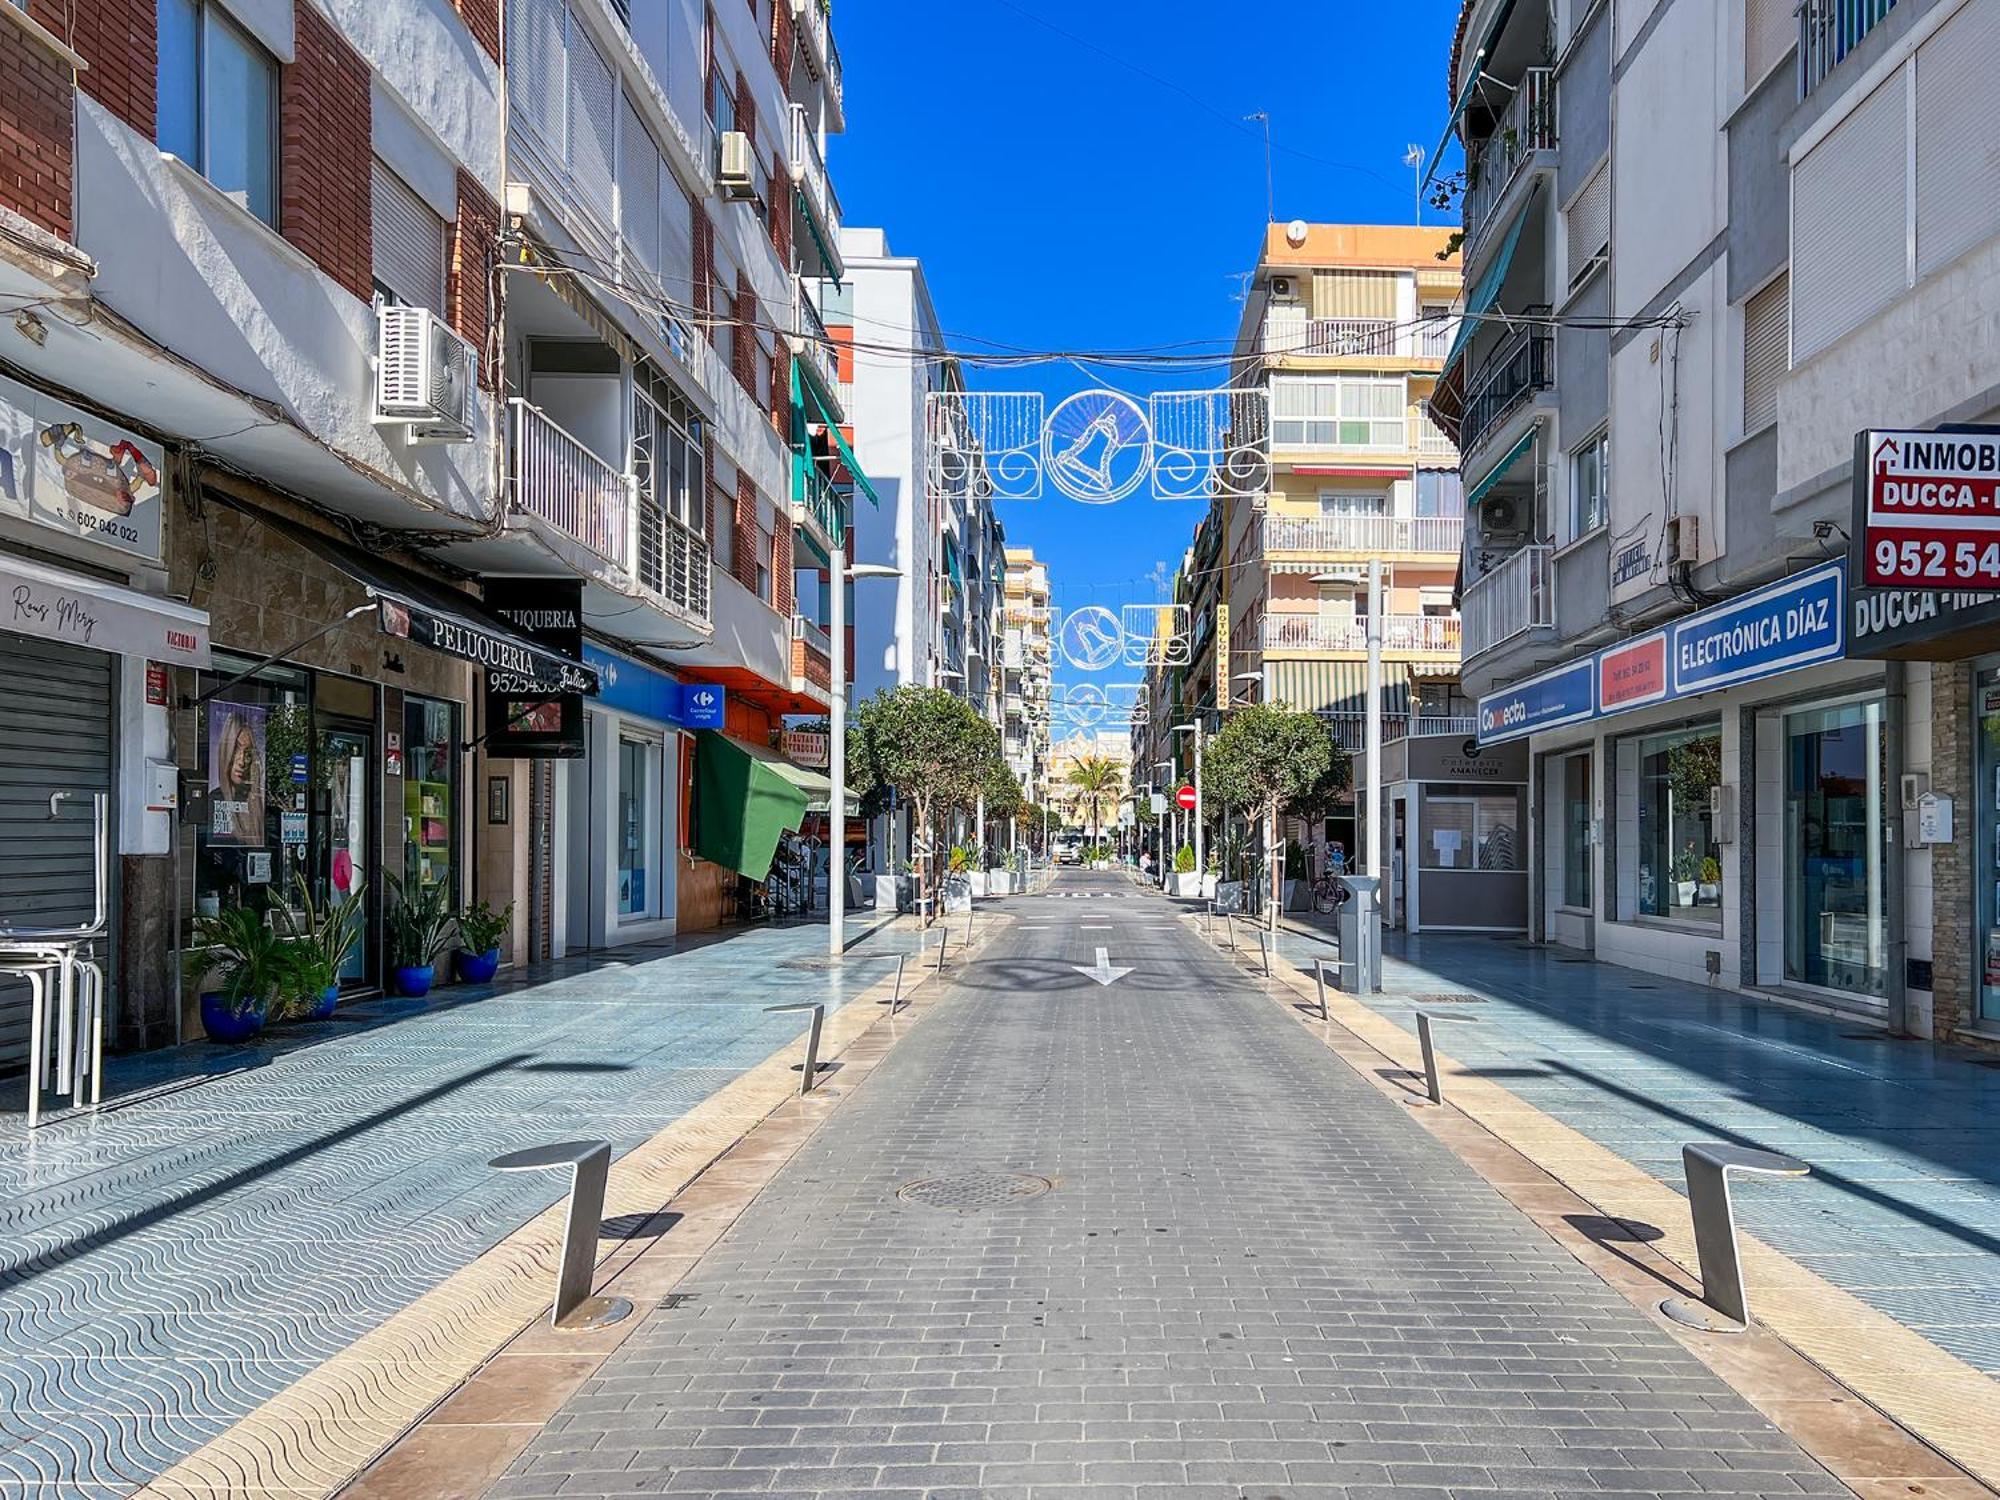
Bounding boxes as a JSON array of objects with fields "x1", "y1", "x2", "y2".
[{"x1": 1176, "y1": 784, "x2": 1198, "y2": 811}]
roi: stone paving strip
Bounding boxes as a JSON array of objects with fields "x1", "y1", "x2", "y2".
[
  {"x1": 115, "y1": 913, "x2": 1011, "y2": 1500},
  {"x1": 1224, "y1": 914, "x2": 2000, "y2": 1493},
  {"x1": 469, "y1": 873, "x2": 1868, "y2": 1500}
]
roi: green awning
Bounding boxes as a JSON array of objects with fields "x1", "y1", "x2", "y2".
[
  {"x1": 1266, "y1": 660, "x2": 1412, "y2": 717},
  {"x1": 693, "y1": 731, "x2": 809, "y2": 883},
  {"x1": 1465, "y1": 424, "x2": 1538, "y2": 508},
  {"x1": 1422, "y1": 0, "x2": 1520, "y2": 189},
  {"x1": 1441, "y1": 183, "x2": 1538, "y2": 378},
  {"x1": 798, "y1": 187, "x2": 843, "y2": 289},
  {"x1": 798, "y1": 363, "x2": 880, "y2": 510},
  {"x1": 733, "y1": 736, "x2": 859, "y2": 816}
]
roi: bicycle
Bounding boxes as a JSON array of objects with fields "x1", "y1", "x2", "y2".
[{"x1": 1311, "y1": 871, "x2": 1350, "y2": 914}]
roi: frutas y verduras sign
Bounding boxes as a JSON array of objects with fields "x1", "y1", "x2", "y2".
[{"x1": 1856, "y1": 426, "x2": 2000, "y2": 588}]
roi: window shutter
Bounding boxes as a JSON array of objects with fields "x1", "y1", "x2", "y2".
[
  {"x1": 1914, "y1": 0, "x2": 2000, "y2": 280},
  {"x1": 505, "y1": 0, "x2": 565, "y2": 152},
  {"x1": 1791, "y1": 68, "x2": 1908, "y2": 363},
  {"x1": 1741, "y1": 273, "x2": 1788, "y2": 434},
  {"x1": 567, "y1": 18, "x2": 619, "y2": 236},
  {"x1": 619, "y1": 97, "x2": 661, "y2": 279},
  {"x1": 1312, "y1": 270, "x2": 1397, "y2": 319},
  {"x1": 371, "y1": 157, "x2": 447, "y2": 310},
  {"x1": 1565, "y1": 162, "x2": 1610, "y2": 285},
  {"x1": 1745, "y1": 0, "x2": 1794, "y2": 83}
]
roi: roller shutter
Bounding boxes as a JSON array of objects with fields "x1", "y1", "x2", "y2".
[{"x1": 0, "y1": 633, "x2": 114, "y2": 1074}]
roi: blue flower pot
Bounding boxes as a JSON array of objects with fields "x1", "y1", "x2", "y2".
[
  {"x1": 306, "y1": 984, "x2": 339, "y2": 1021},
  {"x1": 454, "y1": 948, "x2": 500, "y2": 984},
  {"x1": 392, "y1": 964, "x2": 435, "y2": 998},
  {"x1": 200, "y1": 991, "x2": 267, "y2": 1044}
]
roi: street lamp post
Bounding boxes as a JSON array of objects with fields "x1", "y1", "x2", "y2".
[
  {"x1": 1366, "y1": 558, "x2": 1383, "y2": 883},
  {"x1": 829, "y1": 551, "x2": 902, "y2": 959},
  {"x1": 1153, "y1": 758, "x2": 1174, "y2": 886},
  {"x1": 1172, "y1": 720, "x2": 1205, "y2": 886}
]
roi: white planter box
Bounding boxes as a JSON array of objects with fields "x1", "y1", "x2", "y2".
[
  {"x1": 942, "y1": 875, "x2": 973, "y2": 914},
  {"x1": 969, "y1": 871, "x2": 989, "y2": 897},
  {"x1": 1202, "y1": 874, "x2": 1219, "y2": 900},
  {"x1": 988, "y1": 870, "x2": 1013, "y2": 895}
]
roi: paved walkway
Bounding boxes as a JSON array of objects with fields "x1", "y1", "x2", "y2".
[
  {"x1": 491, "y1": 872, "x2": 1844, "y2": 1500},
  {"x1": 0, "y1": 912, "x2": 916, "y2": 1498},
  {"x1": 1263, "y1": 918, "x2": 2000, "y2": 1379}
]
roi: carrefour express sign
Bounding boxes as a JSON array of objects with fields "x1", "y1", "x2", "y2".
[{"x1": 1477, "y1": 560, "x2": 1845, "y2": 745}]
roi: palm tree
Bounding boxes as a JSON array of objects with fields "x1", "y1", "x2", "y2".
[{"x1": 1065, "y1": 754, "x2": 1124, "y2": 851}]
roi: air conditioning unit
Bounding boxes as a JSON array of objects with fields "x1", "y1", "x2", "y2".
[
  {"x1": 1270, "y1": 275, "x2": 1296, "y2": 299},
  {"x1": 1483, "y1": 495, "x2": 1523, "y2": 537},
  {"x1": 718, "y1": 131, "x2": 756, "y2": 199},
  {"x1": 1667, "y1": 513, "x2": 1700, "y2": 565},
  {"x1": 373, "y1": 304, "x2": 473, "y2": 444}
]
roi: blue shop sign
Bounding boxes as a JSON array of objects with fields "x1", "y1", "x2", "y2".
[
  {"x1": 1477, "y1": 658, "x2": 1596, "y2": 745},
  {"x1": 1671, "y1": 560, "x2": 1844, "y2": 694},
  {"x1": 581, "y1": 645, "x2": 726, "y2": 729}
]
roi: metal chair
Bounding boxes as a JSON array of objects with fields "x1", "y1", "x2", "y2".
[{"x1": 1, "y1": 792, "x2": 111, "y2": 1127}]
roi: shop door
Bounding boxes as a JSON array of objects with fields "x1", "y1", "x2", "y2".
[
  {"x1": 314, "y1": 721, "x2": 375, "y2": 987},
  {"x1": 0, "y1": 633, "x2": 115, "y2": 1071}
]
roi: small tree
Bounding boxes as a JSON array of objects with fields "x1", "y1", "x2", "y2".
[
  {"x1": 981, "y1": 756, "x2": 1026, "y2": 864},
  {"x1": 851, "y1": 687, "x2": 998, "y2": 917},
  {"x1": 1064, "y1": 754, "x2": 1125, "y2": 847},
  {"x1": 1283, "y1": 724, "x2": 1354, "y2": 873},
  {"x1": 1204, "y1": 703, "x2": 1335, "y2": 929}
]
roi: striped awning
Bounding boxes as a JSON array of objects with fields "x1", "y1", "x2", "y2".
[
  {"x1": 1422, "y1": 0, "x2": 1521, "y2": 189},
  {"x1": 1265, "y1": 659, "x2": 1413, "y2": 717},
  {"x1": 1465, "y1": 424, "x2": 1539, "y2": 508},
  {"x1": 1441, "y1": 184, "x2": 1538, "y2": 379}
]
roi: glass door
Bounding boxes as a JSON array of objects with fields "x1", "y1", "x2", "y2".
[
  {"x1": 315, "y1": 724, "x2": 374, "y2": 986},
  {"x1": 1784, "y1": 699, "x2": 1885, "y2": 998}
]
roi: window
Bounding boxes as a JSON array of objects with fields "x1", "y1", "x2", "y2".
[
  {"x1": 1562, "y1": 754, "x2": 1592, "y2": 909},
  {"x1": 1635, "y1": 724, "x2": 1722, "y2": 925},
  {"x1": 1565, "y1": 162, "x2": 1610, "y2": 287},
  {"x1": 402, "y1": 697, "x2": 459, "y2": 899},
  {"x1": 1318, "y1": 490, "x2": 1387, "y2": 517},
  {"x1": 1416, "y1": 470, "x2": 1463, "y2": 515},
  {"x1": 1418, "y1": 305, "x2": 1457, "y2": 358},
  {"x1": 1272, "y1": 377, "x2": 1406, "y2": 448},
  {"x1": 1742, "y1": 273, "x2": 1788, "y2": 434},
  {"x1": 157, "y1": 0, "x2": 278, "y2": 226},
  {"x1": 1784, "y1": 700, "x2": 1886, "y2": 995},
  {"x1": 371, "y1": 159, "x2": 448, "y2": 311},
  {"x1": 616, "y1": 736, "x2": 659, "y2": 918},
  {"x1": 1422, "y1": 794, "x2": 1520, "y2": 870},
  {"x1": 1571, "y1": 431, "x2": 1608, "y2": 538}
]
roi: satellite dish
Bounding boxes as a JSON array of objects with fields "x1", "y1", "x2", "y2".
[{"x1": 1286, "y1": 220, "x2": 1310, "y2": 247}]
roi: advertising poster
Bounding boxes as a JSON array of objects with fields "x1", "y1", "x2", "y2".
[
  {"x1": 0, "y1": 369, "x2": 165, "y2": 560},
  {"x1": 207, "y1": 701, "x2": 268, "y2": 846}
]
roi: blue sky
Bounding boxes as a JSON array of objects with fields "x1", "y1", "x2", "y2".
[{"x1": 832, "y1": 0, "x2": 1463, "y2": 736}]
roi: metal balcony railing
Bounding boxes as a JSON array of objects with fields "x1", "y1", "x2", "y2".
[
  {"x1": 1413, "y1": 411, "x2": 1460, "y2": 463},
  {"x1": 1263, "y1": 315, "x2": 1402, "y2": 359},
  {"x1": 508, "y1": 399, "x2": 631, "y2": 572},
  {"x1": 792, "y1": 614, "x2": 832, "y2": 657},
  {"x1": 1462, "y1": 544, "x2": 1554, "y2": 661},
  {"x1": 1263, "y1": 513, "x2": 1465, "y2": 556},
  {"x1": 1800, "y1": 0, "x2": 1896, "y2": 96},
  {"x1": 1260, "y1": 614, "x2": 1462, "y2": 655},
  {"x1": 789, "y1": 102, "x2": 841, "y2": 257},
  {"x1": 1463, "y1": 68, "x2": 1557, "y2": 264},
  {"x1": 793, "y1": 278, "x2": 840, "y2": 406},
  {"x1": 1461, "y1": 332, "x2": 1554, "y2": 457},
  {"x1": 792, "y1": 0, "x2": 844, "y2": 117},
  {"x1": 1318, "y1": 712, "x2": 1478, "y2": 747},
  {"x1": 795, "y1": 460, "x2": 848, "y2": 549},
  {"x1": 636, "y1": 502, "x2": 711, "y2": 623}
]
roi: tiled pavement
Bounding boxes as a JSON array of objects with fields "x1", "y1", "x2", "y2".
[
  {"x1": 1266, "y1": 917, "x2": 2000, "y2": 1378},
  {"x1": 493, "y1": 871, "x2": 1846, "y2": 1500},
  {"x1": 0, "y1": 912, "x2": 918, "y2": 1498}
]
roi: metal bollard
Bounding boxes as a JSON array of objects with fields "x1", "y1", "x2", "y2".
[
  {"x1": 488, "y1": 1140, "x2": 630, "y2": 1330},
  {"x1": 1256, "y1": 927, "x2": 1273, "y2": 978},
  {"x1": 1414, "y1": 1011, "x2": 1476, "y2": 1105},
  {"x1": 933, "y1": 928, "x2": 950, "y2": 976},
  {"x1": 764, "y1": 1002, "x2": 827, "y2": 1096},
  {"x1": 879, "y1": 953, "x2": 907, "y2": 1013},
  {"x1": 1661, "y1": 1143, "x2": 1811, "y2": 1331},
  {"x1": 1312, "y1": 957, "x2": 1332, "y2": 1020}
]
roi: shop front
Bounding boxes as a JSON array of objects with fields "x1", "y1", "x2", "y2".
[{"x1": 1367, "y1": 733, "x2": 1529, "y2": 932}]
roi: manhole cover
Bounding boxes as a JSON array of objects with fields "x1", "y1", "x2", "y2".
[
  {"x1": 1407, "y1": 992, "x2": 1485, "y2": 1005},
  {"x1": 779, "y1": 958, "x2": 843, "y2": 972},
  {"x1": 898, "y1": 1171, "x2": 1053, "y2": 1212}
]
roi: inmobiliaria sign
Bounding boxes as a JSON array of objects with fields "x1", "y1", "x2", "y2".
[{"x1": 1855, "y1": 426, "x2": 2000, "y2": 589}]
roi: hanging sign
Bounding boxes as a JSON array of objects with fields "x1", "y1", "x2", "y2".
[
  {"x1": 0, "y1": 369, "x2": 165, "y2": 561},
  {"x1": 483, "y1": 579, "x2": 586, "y2": 759},
  {"x1": 1854, "y1": 426, "x2": 2000, "y2": 588},
  {"x1": 780, "y1": 729, "x2": 830, "y2": 767}
]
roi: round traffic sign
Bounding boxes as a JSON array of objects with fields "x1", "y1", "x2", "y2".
[{"x1": 1176, "y1": 784, "x2": 1198, "y2": 811}]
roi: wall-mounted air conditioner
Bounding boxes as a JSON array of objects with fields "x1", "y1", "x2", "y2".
[
  {"x1": 718, "y1": 132, "x2": 756, "y2": 199},
  {"x1": 373, "y1": 304, "x2": 473, "y2": 444}
]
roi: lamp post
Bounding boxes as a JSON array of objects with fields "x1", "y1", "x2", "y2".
[
  {"x1": 1172, "y1": 720, "x2": 1205, "y2": 884},
  {"x1": 829, "y1": 552, "x2": 902, "y2": 959}
]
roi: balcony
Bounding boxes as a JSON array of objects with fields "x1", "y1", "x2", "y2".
[
  {"x1": 1463, "y1": 68, "x2": 1556, "y2": 266},
  {"x1": 792, "y1": 0, "x2": 845, "y2": 125},
  {"x1": 1263, "y1": 314, "x2": 1402, "y2": 360},
  {"x1": 1260, "y1": 614, "x2": 1462, "y2": 657},
  {"x1": 1263, "y1": 513, "x2": 1465, "y2": 557},
  {"x1": 1800, "y1": 0, "x2": 1896, "y2": 96},
  {"x1": 794, "y1": 458, "x2": 849, "y2": 552},
  {"x1": 1413, "y1": 410, "x2": 1460, "y2": 464},
  {"x1": 790, "y1": 103, "x2": 843, "y2": 280},
  {"x1": 791, "y1": 614, "x2": 833, "y2": 696},
  {"x1": 792, "y1": 278, "x2": 841, "y2": 418},
  {"x1": 1320, "y1": 712, "x2": 1478, "y2": 749},
  {"x1": 1462, "y1": 544, "x2": 1553, "y2": 662},
  {"x1": 1460, "y1": 332, "x2": 1554, "y2": 458},
  {"x1": 507, "y1": 400, "x2": 710, "y2": 625}
]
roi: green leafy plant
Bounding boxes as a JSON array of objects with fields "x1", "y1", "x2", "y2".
[
  {"x1": 187, "y1": 905, "x2": 289, "y2": 1019},
  {"x1": 274, "y1": 940, "x2": 337, "y2": 1021},
  {"x1": 947, "y1": 843, "x2": 974, "y2": 875},
  {"x1": 284, "y1": 871, "x2": 363, "y2": 976},
  {"x1": 387, "y1": 872, "x2": 456, "y2": 970},
  {"x1": 1285, "y1": 842, "x2": 1308, "y2": 881},
  {"x1": 1173, "y1": 845, "x2": 1196, "y2": 874},
  {"x1": 456, "y1": 898, "x2": 513, "y2": 956},
  {"x1": 1671, "y1": 842, "x2": 1702, "y2": 884},
  {"x1": 1699, "y1": 856, "x2": 1722, "y2": 885}
]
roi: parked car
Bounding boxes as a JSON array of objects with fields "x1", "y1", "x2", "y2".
[{"x1": 1054, "y1": 834, "x2": 1085, "y2": 865}]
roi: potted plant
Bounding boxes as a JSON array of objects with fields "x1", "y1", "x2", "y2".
[
  {"x1": 276, "y1": 940, "x2": 338, "y2": 1024},
  {"x1": 387, "y1": 872, "x2": 456, "y2": 998},
  {"x1": 454, "y1": 898, "x2": 512, "y2": 984},
  {"x1": 1170, "y1": 844, "x2": 1199, "y2": 897},
  {"x1": 1697, "y1": 856, "x2": 1722, "y2": 905},
  {"x1": 277, "y1": 873, "x2": 364, "y2": 1022},
  {"x1": 1672, "y1": 843, "x2": 1701, "y2": 909},
  {"x1": 1202, "y1": 848, "x2": 1220, "y2": 901},
  {"x1": 187, "y1": 904, "x2": 286, "y2": 1043}
]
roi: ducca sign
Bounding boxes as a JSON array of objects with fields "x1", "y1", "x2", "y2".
[{"x1": 1858, "y1": 427, "x2": 2000, "y2": 588}]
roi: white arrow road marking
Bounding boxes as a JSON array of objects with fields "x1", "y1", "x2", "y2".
[{"x1": 1072, "y1": 947, "x2": 1135, "y2": 987}]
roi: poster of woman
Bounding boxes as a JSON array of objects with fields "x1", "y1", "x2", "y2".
[{"x1": 208, "y1": 702, "x2": 268, "y2": 846}]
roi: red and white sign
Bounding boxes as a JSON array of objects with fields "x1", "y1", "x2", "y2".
[
  {"x1": 1599, "y1": 631, "x2": 1667, "y2": 711},
  {"x1": 1858, "y1": 427, "x2": 2000, "y2": 587},
  {"x1": 1176, "y1": 784, "x2": 1198, "y2": 811}
]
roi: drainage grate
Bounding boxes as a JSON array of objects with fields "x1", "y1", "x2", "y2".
[
  {"x1": 779, "y1": 958, "x2": 844, "y2": 972},
  {"x1": 898, "y1": 1171, "x2": 1053, "y2": 1212},
  {"x1": 1407, "y1": 992, "x2": 1485, "y2": 1005}
]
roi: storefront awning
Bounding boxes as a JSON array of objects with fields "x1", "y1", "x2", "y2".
[
  {"x1": 1441, "y1": 185, "x2": 1538, "y2": 379},
  {"x1": 733, "y1": 736, "x2": 858, "y2": 816},
  {"x1": 1465, "y1": 424, "x2": 1539, "y2": 508},
  {"x1": 0, "y1": 550, "x2": 210, "y2": 668},
  {"x1": 692, "y1": 731, "x2": 809, "y2": 882},
  {"x1": 240, "y1": 506, "x2": 598, "y2": 694},
  {"x1": 1266, "y1": 659, "x2": 1413, "y2": 718}
]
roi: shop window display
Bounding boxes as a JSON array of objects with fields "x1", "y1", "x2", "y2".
[
  {"x1": 402, "y1": 696, "x2": 459, "y2": 898},
  {"x1": 1635, "y1": 725, "x2": 1722, "y2": 925}
]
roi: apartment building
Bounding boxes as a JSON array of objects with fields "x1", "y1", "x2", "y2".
[
  {"x1": 0, "y1": 0, "x2": 861, "y2": 1068},
  {"x1": 1441, "y1": 0, "x2": 2000, "y2": 1042},
  {"x1": 1002, "y1": 547, "x2": 1054, "y2": 806}
]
